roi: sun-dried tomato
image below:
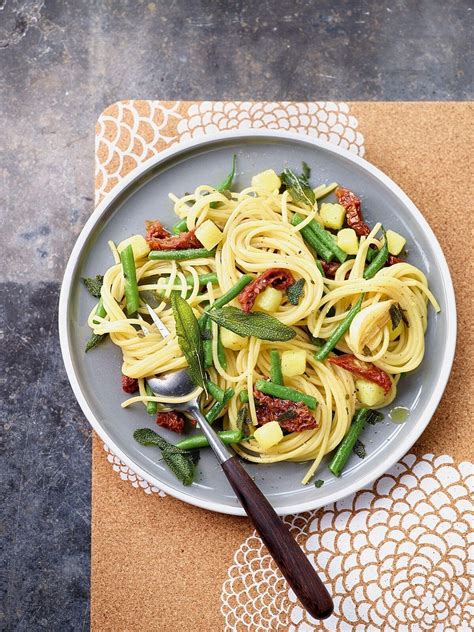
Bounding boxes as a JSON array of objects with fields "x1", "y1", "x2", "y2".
[
  {"x1": 328, "y1": 354, "x2": 392, "y2": 394},
  {"x1": 320, "y1": 261, "x2": 341, "y2": 279},
  {"x1": 121, "y1": 374, "x2": 139, "y2": 393},
  {"x1": 238, "y1": 268, "x2": 295, "y2": 312},
  {"x1": 253, "y1": 389, "x2": 317, "y2": 432},
  {"x1": 145, "y1": 221, "x2": 170, "y2": 240},
  {"x1": 387, "y1": 254, "x2": 403, "y2": 266},
  {"x1": 335, "y1": 187, "x2": 370, "y2": 237},
  {"x1": 145, "y1": 220, "x2": 202, "y2": 251},
  {"x1": 155, "y1": 411, "x2": 185, "y2": 433}
]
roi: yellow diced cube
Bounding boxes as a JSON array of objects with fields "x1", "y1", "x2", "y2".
[
  {"x1": 337, "y1": 228, "x2": 359, "y2": 255},
  {"x1": 220, "y1": 327, "x2": 247, "y2": 350},
  {"x1": 195, "y1": 219, "x2": 223, "y2": 251},
  {"x1": 281, "y1": 349, "x2": 306, "y2": 377},
  {"x1": 117, "y1": 234, "x2": 150, "y2": 259},
  {"x1": 253, "y1": 287, "x2": 282, "y2": 312},
  {"x1": 386, "y1": 230, "x2": 406, "y2": 256},
  {"x1": 254, "y1": 421, "x2": 283, "y2": 450},
  {"x1": 355, "y1": 379, "x2": 386, "y2": 407},
  {"x1": 320, "y1": 203, "x2": 346, "y2": 230},
  {"x1": 251, "y1": 169, "x2": 281, "y2": 192}
]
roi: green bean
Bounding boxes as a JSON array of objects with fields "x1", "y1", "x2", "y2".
[
  {"x1": 270, "y1": 350, "x2": 284, "y2": 385},
  {"x1": 148, "y1": 248, "x2": 216, "y2": 261},
  {"x1": 306, "y1": 217, "x2": 347, "y2": 264},
  {"x1": 366, "y1": 246, "x2": 377, "y2": 263},
  {"x1": 291, "y1": 214, "x2": 334, "y2": 262},
  {"x1": 239, "y1": 389, "x2": 249, "y2": 403},
  {"x1": 120, "y1": 244, "x2": 140, "y2": 315},
  {"x1": 199, "y1": 314, "x2": 213, "y2": 369},
  {"x1": 315, "y1": 294, "x2": 364, "y2": 361},
  {"x1": 145, "y1": 383, "x2": 158, "y2": 416},
  {"x1": 206, "y1": 379, "x2": 226, "y2": 403},
  {"x1": 184, "y1": 272, "x2": 218, "y2": 287},
  {"x1": 255, "y1": 380, "x2": 317, "y2": 409},
  {"x1": 217, "y1": 153, "x2": 237, "y2": 191},
  {"x1": 329, "y1": 408, "x2": 368, "y2": 477},
  {"x1": 315, "y1": 259, "x2": 324, "y2": 276},
  {"x1": 217, "y1": 329, "x2": 227, "y2": 369},
  {"x1": 210, "y1": 154, "x2": 237, "y2": 209},
  {"x1": 211, "y1": 275, "x2": 254, "y2": 309},
  {"x1": 206, "y1": 387, "x2": 235, "y2": 424},
  {"x1": 175, "y1": 429, "x2": 242, "y2": 450},
  {"x1": 364, "y1": 228, "x2": 388, "y2": 279},
  {"x1": 172, "y1": 218, "x2": 188, "y2": 234}
]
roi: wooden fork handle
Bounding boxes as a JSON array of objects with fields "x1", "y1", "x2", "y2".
[{"x1": 221, "y1": 456, "x2": 333, "y2": 620}]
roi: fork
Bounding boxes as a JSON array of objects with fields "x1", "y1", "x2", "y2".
[{"x1": 142, "y1": 304, "x2": 333, "y2": 620}]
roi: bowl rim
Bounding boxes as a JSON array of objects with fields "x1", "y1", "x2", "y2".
[{"x1": 59, "y1": 128, "x2": 457, "y2": 516}]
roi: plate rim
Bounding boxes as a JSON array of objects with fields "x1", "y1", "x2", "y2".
[{"x1": 59, "y1": 129, "x2": 457, "y2": 516}]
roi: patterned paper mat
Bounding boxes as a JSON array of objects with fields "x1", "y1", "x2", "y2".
[{"x1": 92, "y1": 101, "x2": 473, "y2": 631}]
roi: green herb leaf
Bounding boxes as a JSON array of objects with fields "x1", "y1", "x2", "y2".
[
  {"x1": 236, "y1": 406, "x2": 247, "y2": 430},
  {"x1": 236, "y1": 405, "x2": 253, "y2": 435},
  {"x1": 85, "y1": 332, "x2": 106, "y2": 352},
  {"x1": 314, "y1": 479, "x2": 324, "y2": 488},
  {"x1": 280, "y1": 168, "x2": 315, "y2": 207},
  {"x1": 302, "y1": 161, "x2": 311, "y2": 180},
  {"x1": 389, "y1": 303, "x2": 402, "y2": 329},
  {"x1": 286, "y1": 278, "x2": 306, "y2": 305},
  {"x1": 133, "y1": 428, "x2": 198, "y2": 485},
  {"x1": 390, "y1": 302, "x2": 409, "y2": 329},
  {"x1": 207, "y1": 306, "x2": 296, "y2": 342},
  {"x1": 134, "y1": 427, "x2": 168, "y2": 449},
  {"x1": 365, "y1": 410, "x2": 384, "y2": 425},
  {"x1": 353, "y1": 439, "x2": 366, "y2": 459},
  {"x1": 82, "y1": 275, "x2": 104, "y2": 298},
  {"x1": 170, "y1": 292, "x2": 207, "y2": 392}
]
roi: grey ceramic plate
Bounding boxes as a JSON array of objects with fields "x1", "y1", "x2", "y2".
[{"x1": 59, "y1": 130, "x2": 456, "y2": 516}]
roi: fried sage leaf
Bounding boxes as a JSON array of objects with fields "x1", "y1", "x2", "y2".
[
  {"x1": 133, "y1": 428, "x2": 198, "y2": 485},
  {"x1": 207, "y1": 306, "x2": 296, "y2": 342},
  {"x1": 170, "y1": 292, "x2": 207, "y2": 391},
  {"x1": 82, "y1": 275, "x2": 104, "y2": 298},
  {"x1": 286, "y1": 278, "x2": 306, "y2": 305},
  {"x1": 280, "y1": 167, "x2": 315, "y2": 207}
]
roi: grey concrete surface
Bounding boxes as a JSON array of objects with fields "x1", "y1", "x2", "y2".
[{"x1": 1, "y1": 0, "x2": 472, "y2": 629}]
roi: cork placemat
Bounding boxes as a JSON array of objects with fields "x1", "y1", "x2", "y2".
[{"x1": 91, "y1": 102, "x2": 473, "y2": 631}]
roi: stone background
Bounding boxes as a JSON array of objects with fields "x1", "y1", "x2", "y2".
[{"x1": 1, "y1": 1, "x2": 472, "y2": 630}]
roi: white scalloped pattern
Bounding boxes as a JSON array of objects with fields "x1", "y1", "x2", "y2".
[
  {"x1": 177, "y1": 101, "x2": 365, "y2": 156},
  {"x1": 103, "y1": 444, "x2": 166, "y2": 496},
  {"x1": 221, "y1": 454, "x2": 474, "y2": 631},
  {"x1": 95, "y1": 100, "x2": 183, "y2": 204}
]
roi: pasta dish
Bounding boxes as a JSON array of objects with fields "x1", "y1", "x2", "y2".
[{"x1": 83, "y1": 159, "x2": 439, "y2": 485}]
